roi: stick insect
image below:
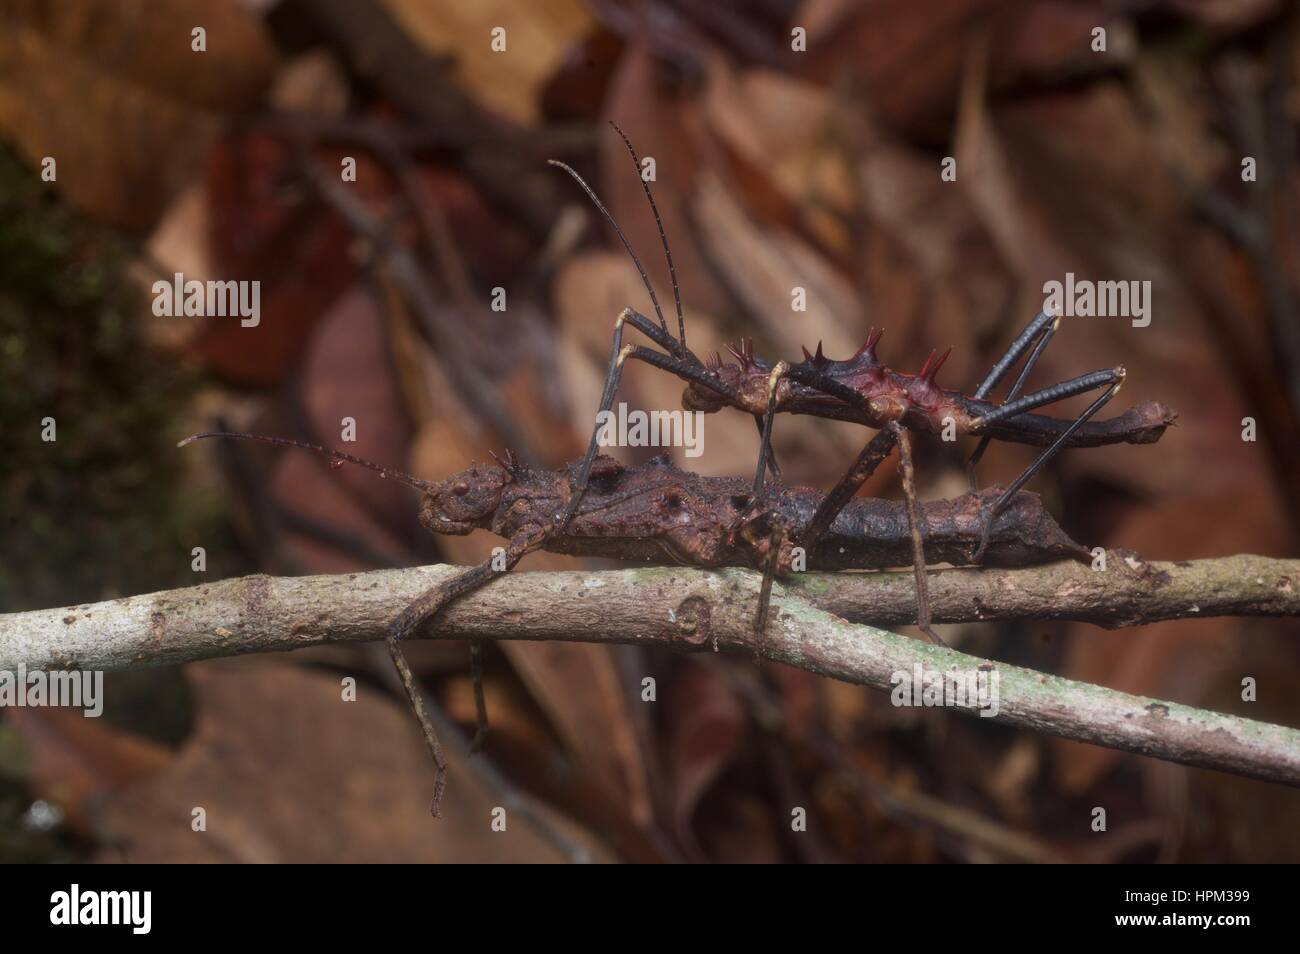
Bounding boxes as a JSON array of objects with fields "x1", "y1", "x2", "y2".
[
  {"x1": 179, "y1": 432, "x2": 1088, "y2": 813},
  {"x1": 551, "y1": 124, "x2": 1176, "y2": 644}
]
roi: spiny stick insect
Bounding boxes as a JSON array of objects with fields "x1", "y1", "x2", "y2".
[
  {"x1": 550, "y1": 123, "x2": 1176, "y2": 644},
  {"x1": 179, "y1": 431, "x2": 1089, "y2": 813}
]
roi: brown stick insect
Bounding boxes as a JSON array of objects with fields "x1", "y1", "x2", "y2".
[{"x1": 179, "y1": 431, "x2": 1089, "y2": 813}]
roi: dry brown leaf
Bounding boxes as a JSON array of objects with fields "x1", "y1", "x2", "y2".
[
  {"x1": 699, "y1": 794, "x2": 783, "y2": 863},
  {"x1": 0, "y1": 0, "x2": 276, "y2": 229},
  {"x1": 268, "y1": 50, "x2": 351, "y2": 116},
  {"x1": 272, "y1": 451, "x2": 412, "y2": 575},
  {"x1": 498, "y1": 360, "x2": 586, "y2": 468},
  {"x1": 702, "y1": 58, "x2": 855, "y2": 256},
  {"x1": 799, "y1": 0, "x2": 1124, "y2": 131},
  {"x1": 94, "y1": 664, "x2": 593, "y2": 862},
  {"x1": 692, "y1": 168, "x2": 859, "y2": 359},
  {"x1": 665, "y1": 660, "x2": 745, "y2": 844},
  {"x1": 442, "y1": 666, "x2": 670, "y2": 862},
  {"x1": 4, "y1": 0, "x2": 276, "y2": 109},
  {"x1": 195, "y1": 133, "x2": 363, "y2": 385},
  {"x1": 6, "y1": 707, "x2": 173, "y2": 838},
  {"x1": 382, "y1": 0, "x2": 593, "y2": 125},
  {"x1": 140, "y1": 184, "x2": 214, "y2": 352},
  {"x1": 0, "y1": 24, "x2": 216, "y2": 229},
  {"x1": 502, "y1": 642, "x2": 653, "y2": 826},
  {"x1": 301, "y1": 286, "x2": 415, "y2": 529}
]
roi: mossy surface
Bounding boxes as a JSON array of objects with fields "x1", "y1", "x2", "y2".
[
  {"x1": 0, "y1": 146, "x2": 213, "y2": 860},
  {"x1": 0, "y1": 146, "x2": 216, "y2": 611}
]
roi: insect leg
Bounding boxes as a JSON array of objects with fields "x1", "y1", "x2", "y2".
[
  {"x1": 620, "y1": 306, "x2": 698, "y2": 362},
  {"x1": 752, "y1": 511, "x2": 787, "y2": 650},
  {"x1": 561, "y1": 315, "x2": 741, "y2": 528},
  {"x1": 972, "y1": 310, "x2": 1060, "y2": 400},
  {"x1": 968, "y1": 311, "x2": 1060, "y2": 489},
  {"x1": 798, "y1": 429, "x2": 899, "y2": 553},
  {"x1": 751, "y1": 362, "x2": 790, "y2": 498},
  {"x1": 386, "y1": 636, "x2": 449, "y2": 817},
  {"x1": 388, "y1": 526, "x2": 547, "y2": 815},
  {"x1": 750, "y1": 363, "x2": 791, "y2": 647},
  {"x1": 971, "y1": 367, "x2": 1124, "y2": 430},
  {"x1": 754, "y1": 416, "x2": 782, "y2": 483},
  {"x1": 892, "y1": 422, "x2": 944, "y2": 645}
]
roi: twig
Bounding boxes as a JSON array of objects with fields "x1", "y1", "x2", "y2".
[{"x1": 5, "y1": 556, "x2": 1298, "y2": 786}]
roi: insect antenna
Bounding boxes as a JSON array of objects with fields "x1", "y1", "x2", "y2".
[
  {"x1": 547, "y1": 157, "x2": 679, "y2": 354},
  {"x1": 608, "y1": 121, "x2": 687, "y2": 354},
  {"x1": 178, "y1": 432, "x2": 438, "y2": 493}
]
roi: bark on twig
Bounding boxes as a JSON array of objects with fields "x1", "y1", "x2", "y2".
[{"x1": 3, "y1": 555, "x2": 1298, "y2": 786}]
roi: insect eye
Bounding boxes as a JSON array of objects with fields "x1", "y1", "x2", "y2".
[{"x1": 452, "y1": 481, "x2": 470, "y2": 496}]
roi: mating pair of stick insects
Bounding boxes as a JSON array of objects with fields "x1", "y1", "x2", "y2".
[
  {"x1": 551, "y1": 125, "x2": 1175, "y2": 644},
  {"x1": 181, "y1": 128, "x2": 1174, "y2": 813}
]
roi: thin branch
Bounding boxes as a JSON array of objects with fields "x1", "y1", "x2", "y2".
[{"x1": 5, "y1": 556, "x2": 1298, "y2": 786}]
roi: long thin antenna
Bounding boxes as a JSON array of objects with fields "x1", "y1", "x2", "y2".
[
  {"x1": 178, "y1": 431, "x2": 437, "y2": 492},
  {"x1": 609, "y1": 121, "x2": 687, "y2": 354},
  {"x1": 547, "y1": 157, "x2": 672, "y2": 344}
]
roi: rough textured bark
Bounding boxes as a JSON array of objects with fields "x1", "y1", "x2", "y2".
[{"x1": 2, "y1": 555, "x2": 1297, "y2": 786}]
